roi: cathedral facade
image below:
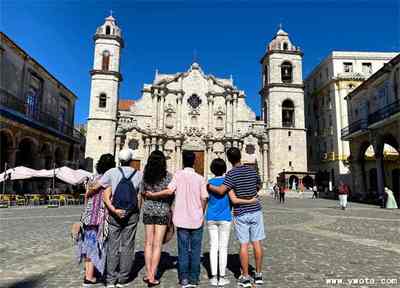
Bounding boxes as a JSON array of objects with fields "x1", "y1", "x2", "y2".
[{"x1": 85, "y1": 16, "x2": 309, "y2": 190}]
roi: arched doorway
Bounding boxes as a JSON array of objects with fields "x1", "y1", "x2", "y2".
[
  {"x1": 40, "y1": 143, "x2": 52, "y2": 169},
  {"x1": 0, "y1": 131, "x2": 13, "y2": 171},
  {"x1": 15, "y1": 138, "x2": 37, "y2": 194},
  {"x1": 302, "y1": 175, "x2": 314, "y2": 189},
  {"x1": 54, "y1": 147, "x2": 64, "y2": 167},
  {"x1": 16, "y1": 138, "x2": 37, "y2": 168},
  {"x1": 288, "y1": 175, "x2": 299, "y2": 190},
  {"x1": 368, "y1": 168, "x2": 377, "y2": 193}
]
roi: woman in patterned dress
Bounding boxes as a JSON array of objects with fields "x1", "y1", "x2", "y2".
[
  {"x1": 141, "y1": 150, "x2": 174, "y2": 287},
  {"x1": 80, "y1": 153, "x2": 115, "y2": 286}
]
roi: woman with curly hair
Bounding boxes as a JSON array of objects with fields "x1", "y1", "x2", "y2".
[
  {"x1": 141, "y1": 150, "x2": 174, "y2": 287},
  {"x1": 79, "y1": 153, "x2": 116, "y2": 287}
]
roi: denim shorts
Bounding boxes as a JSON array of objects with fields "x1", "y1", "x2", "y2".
[{"x1": 233, "y1": 210, "x2": 265, "y2": 244}]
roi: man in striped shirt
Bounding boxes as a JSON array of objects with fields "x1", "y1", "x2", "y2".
[{"x1": 208, "y1": 147, "x2": 265, "y2": 287}]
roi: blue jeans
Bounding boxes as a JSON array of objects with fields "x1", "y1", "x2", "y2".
[{"x1": 177, "y1": 226, "x2": 204, "y2": 285}]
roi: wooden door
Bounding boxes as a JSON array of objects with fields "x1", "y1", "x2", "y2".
[{"x1": 193, "y1": 151, "x2": 204, "y2": 176}]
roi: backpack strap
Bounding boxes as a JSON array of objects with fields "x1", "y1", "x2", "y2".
[
  {"x1": 118, "y1": 167, "x2": 127, "y2": 179},
  {"x1": 127, "y1": 170, "x2": 137, "y2": 181}
]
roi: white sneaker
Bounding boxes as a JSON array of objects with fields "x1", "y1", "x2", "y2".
[
  {"x1": 209, "y1": 277, "x2": 219, "y2": 286},
  {"x1": 218, "y1": 277, "x2": 230, "y2": 286},
  {"x1": 106, "y1": 285, "x2": 116, "y2": 288}
]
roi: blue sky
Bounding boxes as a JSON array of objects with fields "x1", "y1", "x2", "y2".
[{"x1": 2, "y1": 0, "x2": 399, "y2": 124}]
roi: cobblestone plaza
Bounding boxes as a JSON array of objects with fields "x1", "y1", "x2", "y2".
[{"x1": 1, "y1": 198, "x2": 399, "y2": 288}]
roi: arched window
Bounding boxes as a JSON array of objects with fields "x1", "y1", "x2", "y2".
[
  {"x1": 99, "y1": 93, "x2": 107, "y2": 108},
  {"x1": 281, "y1": 61, "x2": 293, "y2": 83},
  {"x1": 165, "y1": 114, "x2": 174, "y2": 128},
  {"x1": 283, "y1": 42, "x2": 288, "y2": 50},
  {"x1": 216, "y1": 116, "x2": 224, "y2": 130},
  {"x1": 102, "y1": 51, "x2": 110, "y2": 71},
  {"x1": 128, "y1": 139, "x2": 139, "y2": 150},
  {"x1": 191, "y1": 115, "x2": 198, "y2": 125},
  {"x1": 105, "y1": 25, "x2": 111, "y2": 35},
  {"x1": 282, "y1": 99, "x2": 295, "y2": 127}
]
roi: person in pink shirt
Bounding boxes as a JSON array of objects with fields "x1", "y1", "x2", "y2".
[{"x1": 144, "y1": 151, "x2": 208, "y2": 288}]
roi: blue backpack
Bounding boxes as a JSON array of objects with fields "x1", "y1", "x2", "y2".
[{"x1": 112, "y1": 167, "x2": 138, "y2": 211}]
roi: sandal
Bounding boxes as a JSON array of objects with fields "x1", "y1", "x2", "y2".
[
  {"x1": 148, "y1": 280, "x2": 160, "y2": 287},
  {"x1": 143, "y1": 276, "x2": 149, "y2": 283}
]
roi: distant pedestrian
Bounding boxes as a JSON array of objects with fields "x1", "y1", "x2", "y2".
[
  {"x1": 140, "y1": 151, "x2": 174, "y2": 287},
  {"x1": 93, "y1": 149, "x2": 143, "y2": 288},
  {"x1": 273, "y1": 183, "x2": 279, "y2": 200},
  {"x1": 208, "y1": 148, "x2": 264, "y2": 288},
  {"x1": 312, "y1": 185, "x2": 318, "y2": 199},
  {"x1": 151, "y1": 151, "x2": 208, "y2": 288},
  {"x1": 338, "y1": 181, "x2": 349, "y2": 210},
  {"x1": 78, "y1": 153, "x2": 115, "y2": 287},
  {"x1": 279, "y1": 185, "x2": 285, "y2": 204},
  {"x1": 384, "y1": 187, "x2": 398, "y2": 209}
]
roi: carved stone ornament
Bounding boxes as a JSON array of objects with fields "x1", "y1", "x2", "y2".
[
  {"x1": 188, "y1": 94, "x2": 202, "y2": 109},
  {"x1": 183, "y1": 126, "x2": 205, "y2": 137},
  {"x1": 164, "y1": 103, "x2": 176, "y2": 113},
  {"x1": 214, "y1": 105, "x2": 225, "y2": 116}
]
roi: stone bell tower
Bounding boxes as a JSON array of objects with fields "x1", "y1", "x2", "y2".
[
  {"x1": 260, "y1": 25, "x2": 308, "y2": 181},
  {"x1": 85, "y1": 14, "x2": 123, "y2": 171}
]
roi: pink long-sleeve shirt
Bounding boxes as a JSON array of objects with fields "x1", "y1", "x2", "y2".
[{"x1": 169, "y1": 168, "x2": 208, "y2": 229}]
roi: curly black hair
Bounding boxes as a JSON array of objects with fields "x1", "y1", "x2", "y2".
[
  {"x1": 96, "y1": 153, "x2": 116, "y2": 175},
  {"x1": 143, "y1": 150, "x2": 167, "y2": 185}
]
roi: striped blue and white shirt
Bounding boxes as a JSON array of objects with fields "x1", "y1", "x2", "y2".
[{"x1": 223, "y1": 165, "x2": 262, "y2": 216}]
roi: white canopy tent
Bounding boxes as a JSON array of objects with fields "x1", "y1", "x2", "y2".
[{"x1": 0, "y1": 166, "x2": 92, "y2": 185}]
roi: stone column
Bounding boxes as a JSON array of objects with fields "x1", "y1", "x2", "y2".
[
  {"x1": 225, "y1": 95, "x2": 232, "y2": 135},
  {"x1": 177, "y1": 93, "x2": 183, "y2": 132},
  {"x1": 225, "y1": 141, "x2": 232, "y2": 170},
  {"x1": 160, "y1": 93, "x2": 166, "y2": 131},
  {"x1": 151, "y1": 137, "x2": 157, "y2": 152},
  {"x1": 232, "y1": 93, "x2": 238, "y2": 134},
  {"x1": 375, "y1": 152, "x2": 385, "y2": 205},
  {"x1": 152, "y1": 93, "x2": 157, "y2": 130},
  {"x1": 175, "y1": 139, "x2": 182, "y2": 171},
  {"x1": 143, "y1": 137, "x2": 150, "y2": 162},
  {"x1": 351, "y1": 159, "x2": 366, "y2": 200},
  {"x1": 158, "y1": 138, "x2": 164, "y2": 152},
  {"x1": 205, "y1": 141, "x2": 212, "y2": 177},
  {"x1": 7, "y1": 147, "x2": 18, "y2": 168},
  {"x1": 262, "y1": 143, "x2": 269, "y2": 191},
  {"x1": 115, "y1": 136, "x2": 122, "y2": 164},
  {"x1": 207, "y1": 94, "x2": 214, "y2": 133}
]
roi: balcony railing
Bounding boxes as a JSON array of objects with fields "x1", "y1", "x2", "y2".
[
  {"x1": 368, "y1": 99, "x2": 400, "y2": 125},
  {"x1": 341, "y1": 118, "x2": 368, "y2": 138},
  {"x1": 342, "y1": 100, "x2": 400, "y2": 139},
  {"x1": 0, "y1": 91, "x2": 84, "y2": 142},
  {"x1": 282, "y1": 121, "x2": 295, "y2": 128}
]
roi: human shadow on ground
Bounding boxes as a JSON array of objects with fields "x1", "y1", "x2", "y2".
[
  {"x1": 129, "y1": 251, "x2": 146, "y2": 281},
  {"x1": 202, "y1": 252, "x2": 255, "y2": 279},
  {"x1": 130, "y1": 251, "x2": 177, "y2": 282},
  {"x1": 156, "y1": 251, "x2": 178, "y2": 279},
  {"x1": 7, "y1": 275, "x2": 42, "y2": 288}
]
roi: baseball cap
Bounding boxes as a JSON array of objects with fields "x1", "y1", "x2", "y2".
[{"x1": 118, "y1": 149, "x2": 133, "y2": 162}]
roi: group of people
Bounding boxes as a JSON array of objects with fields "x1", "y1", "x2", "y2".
[
  {"x1": 272, "y1": 183, "x2": 285, "y2": 203},
  {"x1": 76, "y1": 147, "x2": 265, "y2": 288}
]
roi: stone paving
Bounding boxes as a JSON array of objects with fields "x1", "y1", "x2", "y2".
[{"x1": 0, "y1": 198, "x2": 399, "y2": 288}]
